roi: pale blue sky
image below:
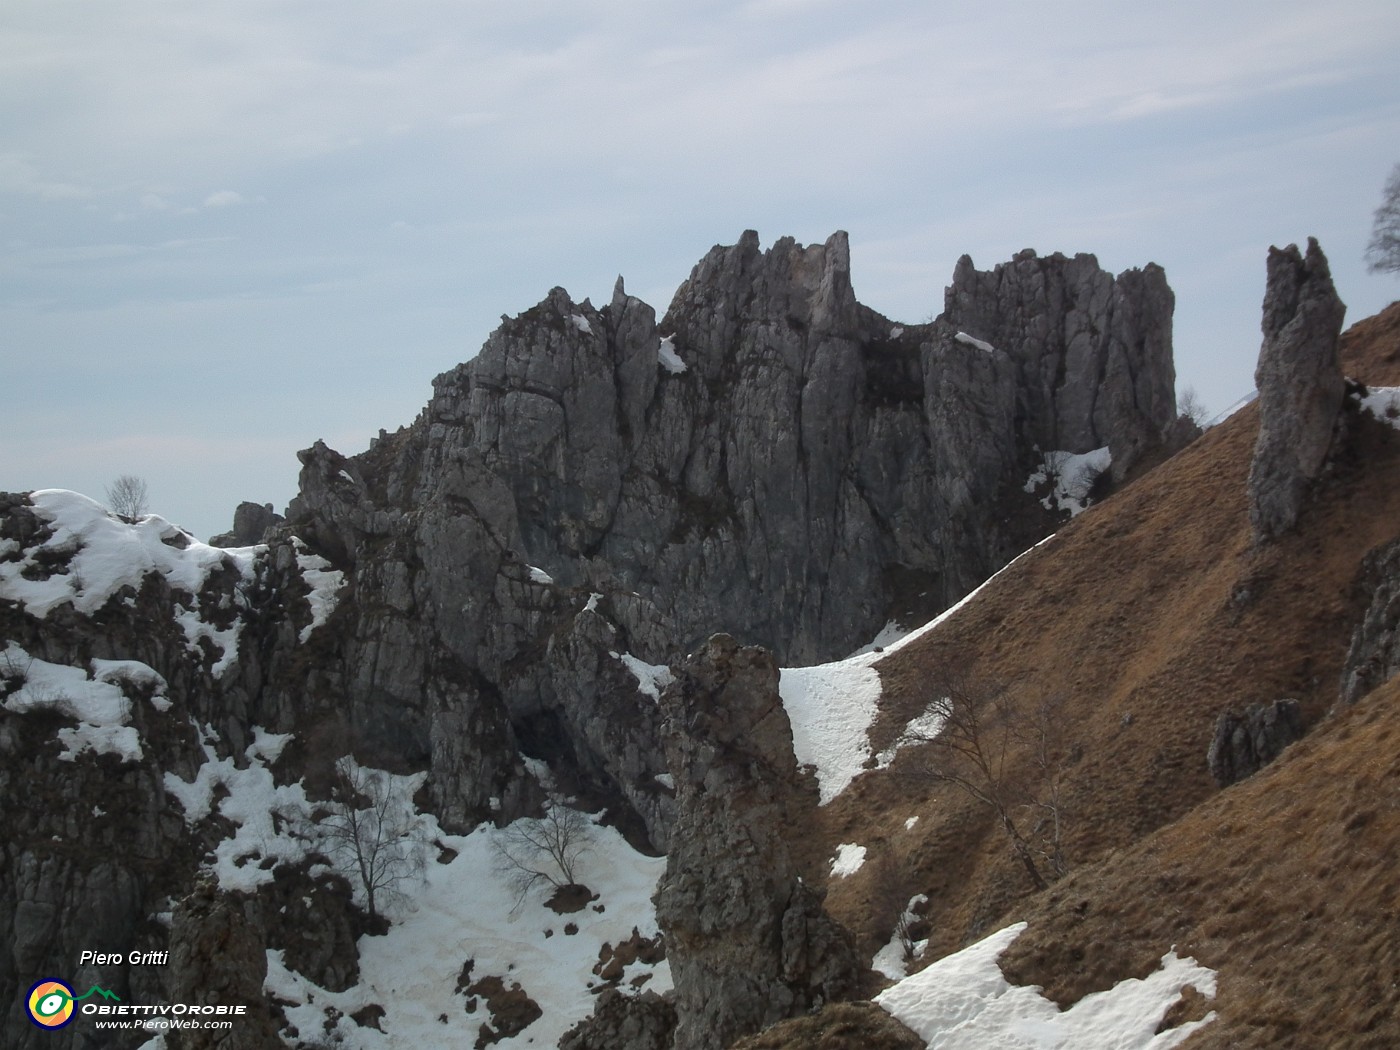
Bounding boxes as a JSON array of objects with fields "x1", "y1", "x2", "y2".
[{"x1": 3, "y1": 1, "x2": 1398, "y2": 540}]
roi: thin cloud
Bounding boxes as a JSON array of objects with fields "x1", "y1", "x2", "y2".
[{"x1": 203, "y1": 190, "x2": 245, "y2": 208}]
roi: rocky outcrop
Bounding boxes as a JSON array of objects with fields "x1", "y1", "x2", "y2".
[
  {"x1": 1340, "y1": 537, "x2": 1400, "y2": 705},
  {"x1": 558, "y1": 988, "x2": 677, "y2": 1050},
  {"x1": 653, "y1": 635, "x2": 860, "y2": 1050},
  {"x1": 268, "y1": 233, "x2": 1179, "y2": 847},
  {"x1": 942, "y1": 248, "x2": 1177, "y2": 482},
  {"x1": 209, "y1": 502, "x2": 284, "y2": 547},
  {"x1": 168, "y1": 877, "x2": 281, "y2": 1048},
  {"x1": 1207, "y1": 699, "x2": 1305, "y2": 787},
  {"x1": 1248, "y1": 239, "x2": 1347, "y2": 543}
]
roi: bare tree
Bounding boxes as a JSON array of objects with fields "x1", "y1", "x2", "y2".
[
  {"x1": 105, "y1": 474, "x2": 149, "y2": 520},
  {"x1": 319, "y1": 757, "x2": 425, "y2": 924},
  {"x1": 905, "y1": 668, "x2": 1068, "y2": 892},
  {"x1": 493, "y1": 804, "x2": 593, "y2": 909},
  {"x1": 1177, "y1": 385, "x2": 1208, "y2": 428},
  {"x1": 1365, "y1": 162, "x2": 1400, "y2": 275}
]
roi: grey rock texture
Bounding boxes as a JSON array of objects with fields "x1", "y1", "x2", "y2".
[
  {"x1": 941, "y1": 247, "x2": 1177, "y2": 482},
  {"x1": 268, "y1": 232, "x2": 1178, "y2": 848},
  {"x1": 168, "y1": 877, "x2": 282, "y2": 1049},
  {"x1": 1248, "y1": 239, "x2": 1348, "y2": 544},
  {"x1": 1340, "y1": 537, "x2": 1400, "y2": 705},
  {"x1": 209, "y1": 501, "x2": 284, "y2": 547},
  {"x1": 653, "y1": 635, "x2": 860, "y2": 1050},
  {"x1": 558, "y1": 988, "x2": 677, "y2": 1050},
  {"x1": 1207, "y1": 699, "x2": 1305, "y2": 787}
]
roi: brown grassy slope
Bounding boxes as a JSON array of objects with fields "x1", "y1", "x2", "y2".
[
  {"x1": 999, "y1": 671, "x2": 1400, "y2": 1049},
  {"x1": 814, "y1": 303, "x2": 1400, "y2": 1000}
]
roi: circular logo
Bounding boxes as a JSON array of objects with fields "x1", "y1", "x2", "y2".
[{"x1": 27, "y1": 979, "x2": 76, "y2": 1029}]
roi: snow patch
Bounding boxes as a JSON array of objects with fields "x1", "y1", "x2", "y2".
[
  {"x1": 528, "y1": 565, "x2": 555, "y2": 585},
  {"x1": 781, "y1": 538, "x2": 1054, "y2": 807},
  {"x1": 263, "y1": 813, "x2": 671, "y2": 1049},
  {"x1": 846, "y1": 619, "x2": 910, "y2": 658},
  {"x1": 0, "y1": 489, "x2": 259, "y2": 619},
  {"x1": 613, "y1": 651, "x2": 674, "y2": 701},
  {"x1": 875, "y1": 922, "x2": 1217, "y2": 1048},
  {"x1": 780, "y1": 652, "x2": 883, "y2": 806},
  {"x1": 1205, "y1": 390, "x2": 1257, "y2": 428},
  {"x1": 890, "y1": 326, "x2": 905, "y2": 338},
  {"x1": 1, "y1": 642, "x2": 165, "y2": 763},
  {"x1": 0, "y1": 490, "x2": 262, "y2": 677},
  {"x1": 904, "y1": 815, "x2": 920, "y2": 830},
  {"x1": 871, "y1": 893, "x2": 929, "y2": 980},
  {"x1": 955, "y1": 331, "x2": 996, "y2": 353},
  {"x1": 829, "y1": 843, "x2": 867, "y2": 878},
  {"x1": 570, "y1": 313, "x2": 593, "y2": 334},
  {"x1": 295, "y1": 540, "x2": 346, "y2": 643},
  {"x1": 658, "y1": 334, "x2": 687, "y2": 374},
  {"x1": 1356, "y1": 384, "x2": 1400, "y2": 429},
  {"x1": 1024, "y1": 447, "x2": 1111, "y2": 516},
  {"x1": 163, "y1": 727, "x2": 318, "y2": 892}
]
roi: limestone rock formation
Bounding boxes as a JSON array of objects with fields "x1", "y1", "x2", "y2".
[
  {"x1": 1340, "y1": 537, "x2": 1400, "y2": 705},
  {"x1": 653, "y1": 635, "x2": 860, "y2": 1050},
  {"x1": 209, "y1": 501, "x2": 284, "y2": 547},
  {"x1": 168, "y1": 877, "x2": 281, "y2": 1049},
  {"x1": 942, "y1": 248, "x2": 1178, "y2": 482},
  {"x1": 1248, "y1": 239, "x2": 1347, "y2": 543},
  {"x1": 1207, "y1": 699, "x2": 1305, "y2": 787},
  {"x1": 558, "y1": 988, "x2": 677, "y2": 1050}
]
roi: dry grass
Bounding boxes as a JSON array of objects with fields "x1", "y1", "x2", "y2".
[{"x1": 808, "y1": 302, "x2": 1400, "y2": 1044}]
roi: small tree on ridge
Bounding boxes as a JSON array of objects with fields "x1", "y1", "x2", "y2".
[{"x1": 105, "y1": 474, "x2": 149, "y2": 520}]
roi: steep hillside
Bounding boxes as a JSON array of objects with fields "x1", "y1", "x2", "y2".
[{"x1": 806, "y1": 300, "x2": 1400, "y2": 1046}]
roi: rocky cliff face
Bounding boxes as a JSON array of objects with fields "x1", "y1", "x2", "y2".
[
  {"x1": 1248, "y1": 239, "x2": 1347, "y2": 543},
  {"x1": 0, "y1": 232, "x2": 1180, "y2": 1048},
  {"x1": 653, "y1": 636, "x2": 859, "y2": 1050}
]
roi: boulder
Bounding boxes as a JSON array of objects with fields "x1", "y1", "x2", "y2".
[{"x1": 1207, "y1": 699, "x2": 1305, "y2": 787}]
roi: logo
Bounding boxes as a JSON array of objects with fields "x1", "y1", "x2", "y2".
[{"x1": 26, "y1": 979, "x2": 121, "y2": 1030}]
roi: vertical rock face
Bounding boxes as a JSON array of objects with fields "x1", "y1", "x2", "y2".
[
  {"x1": 168, "y1": 878, "x2": 281, "y2": 1049},
  {"x1": 1340, "y1": 537, "x2": 1400, "y2": 706},
  {"x1": 1206, "y1": 699, "x2": 1305, "y2": 787},
  {"x1": 263, "y1": 231, "x2": 1181, "y2": 854},
  {"x1": 941, "y1": 248, "x2": 1178, "y2": 481},
  {"x1": 653, "y1": 635, "x2": 860, "y2": 1050},
  {"x1": 1248, "y1": 239, "x2": 1347, "y2": 543}
]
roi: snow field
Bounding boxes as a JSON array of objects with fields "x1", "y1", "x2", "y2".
[
  {"x1": 780, "y1": 537, "x2": 1055, "y2": 805},
  {"x1": 875, "y1": 922, "x2": 1217, "y2": 1048},
  {"x1": 266, "y1": 814, "x2": 671, "y2": 1049}
]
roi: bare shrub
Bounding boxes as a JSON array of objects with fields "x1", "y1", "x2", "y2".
[
  {"x1": 105, "y1": 475, "x2": 149, "y2": 520},
  {"x1": 1365, "y1": 161, "x2": 1400, "y2": 275},
  {"x1": 905, "y1": 668, "x2": 1069, "y2": 892},
  {"x1": 1178, "y1": 385, "x2": 1208, "y2": 427},
  {"x1": 319, "y1": 757, "x2": 425, "y2": 924},
  {"x1": 493, "y1": 804, "x2": 593, "y2": 911}
]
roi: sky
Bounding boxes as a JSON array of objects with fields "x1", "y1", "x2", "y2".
[{"x1": 2, "y1": 1, "x2": 1398, "y2": 541}]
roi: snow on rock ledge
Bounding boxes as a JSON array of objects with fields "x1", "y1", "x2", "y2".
[{"x1": 875, "y1": 922, "x2": 1217, "y2": 1048}]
